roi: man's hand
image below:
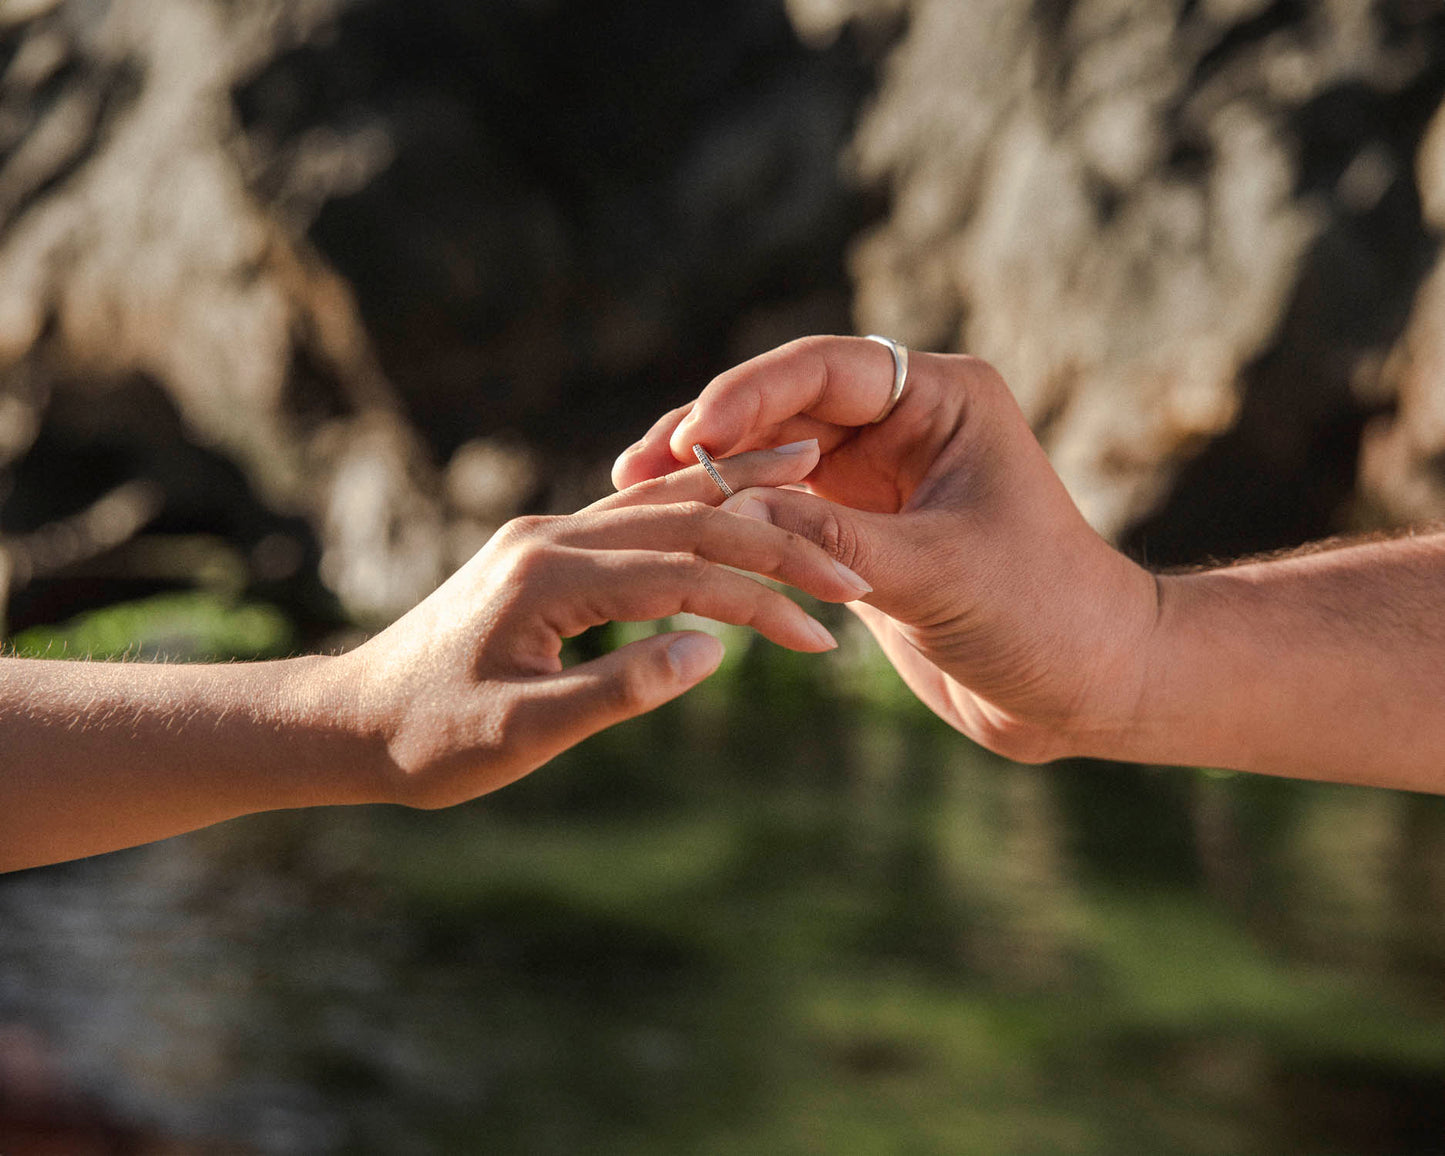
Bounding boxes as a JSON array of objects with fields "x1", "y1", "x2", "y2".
[
  {"x1": 618, "y1": 335, "x2": 1445, "y2": 793},
  {"x1": 613, "y1": 335, "x2": 1159, "y2": 763}
]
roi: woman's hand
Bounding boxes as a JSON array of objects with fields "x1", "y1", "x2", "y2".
[
  {"x1": 0, "y1": 439, "x2": 872, "y2": 870},
  {"x1": 334, "y1": 439, "x2": 872, "y2": 808},
  {"x1": 612, "y1": 336, "x2": 1159, "y2": 764}
]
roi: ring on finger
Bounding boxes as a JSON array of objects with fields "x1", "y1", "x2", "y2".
[
  {"x1": 692, "y1": 444, "x2": 734, "y2": 498},
  {"x1": 863, "y1": 334, "x2": 909, "y2": 423}
]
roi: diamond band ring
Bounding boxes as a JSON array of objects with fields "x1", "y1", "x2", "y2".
[{"x1": 693, "y1": 444, "x2": 734, "y2": 498}]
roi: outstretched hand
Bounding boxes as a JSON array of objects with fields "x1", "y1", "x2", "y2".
[
  {"x1": 336, "y1": 438, "x2": 871, "y2": 808},
  {"x1": 0, "y1": 439, "x2": 873, "y2": 870},
  {"x1": 612, "y1": 336, "x2": 1159, "y2": 763}
]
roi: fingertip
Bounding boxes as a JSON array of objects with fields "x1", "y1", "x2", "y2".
[
  {"x1": 612, "y1": 442, "x2": 686, "y2": 489},
  {"x1": 610, "y1": 453, "x2": 634, "y2": 491},
  {"x1": 802, "y1": 617, "x2": 839, "y2": 652},
  {"x1": 669, "y1": 412, "x2": 707, "y2": 461},
  {"x1": 665, "y1": 631, "x2": 725, "y2": 683}
]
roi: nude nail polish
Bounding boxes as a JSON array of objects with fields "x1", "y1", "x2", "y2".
[
  {"x1": 832, "y1": 559, "x2": 872, "y2": 595},
  {"x1": 805, "y1": 618, "x2": 838, "y2": 650}
]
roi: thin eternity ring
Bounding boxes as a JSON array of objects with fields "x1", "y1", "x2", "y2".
[{"x1": 692, "y1": 444, "x2": 734, "y2": 498}]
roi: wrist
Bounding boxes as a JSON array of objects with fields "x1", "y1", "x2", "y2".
[
  {"x1": 1100, "y1": 568, "x2": 1257, "y2": 772},
  {"x1": 1050, "y1": 556, "x2": 1169, "y2": 766},
  {"x1": 269, "y1": 653, "x2": 398, "y2": 808}
]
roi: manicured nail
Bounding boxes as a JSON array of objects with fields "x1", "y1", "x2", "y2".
[
  {"x1": 731, "y1": 497, "x2": 772, "y2": 523},
  {"x1": 772, "y1": 439, "x2": 818, "y2": 455},
  {"x1": 832, "y1": 559, "x2": 872, "y2": 595},
  {"x1": 805, "y1": 617, "x2": 838, "y2": 650},
  {"x1": 668, "y1": 633, "x2": 724, "y2": 681}
]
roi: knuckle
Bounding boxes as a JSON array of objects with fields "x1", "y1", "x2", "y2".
[
  {"x1": 958, "y1": 355, "x2": 1010, "y2": 402},
  {"x1": 505, "y1": 539, "x2": 561, "y2": 584},
  {"x1": 488, "y1": 515, "x2": 560, "y2": 564},
  {"x1": 495, "y1": 514, "x2": 550, "y2": 544},
  {"x1": 815, "y1": 510, "x2": 864, "y2": 571},
  {"x1": 609, "y1": 659, "x2": 660, "y2": 715},
  {"x1": 663, "y1": 550, "x2": 711, "y2": 582},
  {"x1": 678, "y1": 499, "x2": 715, "y2": 527}
]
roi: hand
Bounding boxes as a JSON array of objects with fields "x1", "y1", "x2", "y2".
[
  {"x1": 0, "y1": 439, "x2": 877, "y2": 871},
  {"x1": 335, "y1": 439, "x2": 872, "y2": 808},
  {"x1": 612, "y1": 336, "x2": 1159, "y2": 763}
]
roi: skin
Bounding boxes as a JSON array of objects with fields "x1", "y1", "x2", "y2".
[
  {"x1": 0, "y1": 440, "x2": 873, "y2": 872},
  {"x1": 614, "y1": 334, "x2": 1445, "y2": 792}
]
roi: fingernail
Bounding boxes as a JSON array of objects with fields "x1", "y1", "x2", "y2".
[
  {"x1": 668, "y1": 633, "x2": 724, "y2": 681},
  {"x1": 832, "y1": 559, "x2": 872, "y2": 595},
  {"x1": 731, "y1": 497, "x2": 771, "y2": 524},
  {"x1": 772, "y1": 439, "x2": 818, "y2": 455},
  {"x1": 805, "y1": 617, "x2": 838, "y2": 651}
]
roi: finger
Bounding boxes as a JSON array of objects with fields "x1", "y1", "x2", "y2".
[
  {"x1": 507, "y1": 632, "x2": 724, "y2": 765},
  {"x1": 545, "y1": 502, "x2": 873, "y2": 603},
  {"x1": 668, "y1": 335, "x2": 912, "y2": 462},
  {"x1": 534, "y1": 547, "x2": 839, "y2": 653},
  {"x1": 611, "y1": 401, "x2": 695, "y2": 489},
  {"x1": 588, "y1": 440, "x2": 821, "y2": 514},
  {"x1": 719, "y1": 485, "x2": 914, "y2": 608},
  {"x1": 613, "y1": 411, "x2": 837, "y2": 488}
]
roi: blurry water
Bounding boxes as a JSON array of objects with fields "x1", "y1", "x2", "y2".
[{"x1": 5, "y1": 629, "x2": 1445, "y2": 1154}]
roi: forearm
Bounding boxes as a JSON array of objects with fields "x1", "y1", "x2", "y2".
[
  {"x1": 0, "y1": 655, "x2": 382, "y2": 871},
  {"x1": 1107, "y1": 533, "x2": 1445, "y2": 790}
]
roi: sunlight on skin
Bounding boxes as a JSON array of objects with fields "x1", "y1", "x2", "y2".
[{"x1": 0, "y1": 441, "x2": 873, "y2": 872}]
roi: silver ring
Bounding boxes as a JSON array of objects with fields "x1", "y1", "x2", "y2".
[
  {"x1": 692, "y1": 444, "x2": 734, "y2": 498},
  {"x1": 863, "y1": 335, "x2": 908, "y2": 423}
]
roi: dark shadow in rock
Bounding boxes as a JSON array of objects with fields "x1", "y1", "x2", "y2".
[
  {"x1": 1126, "y1": 67, "x2": 1445, "y2": 568},
  {"x1": 234, "y1": 0, "x2": 886, "y2": 465}
]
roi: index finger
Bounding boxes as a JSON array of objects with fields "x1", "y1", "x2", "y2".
[
  {"x1": 675, "y1": 335, "x2": 902, "y2": 459},
  {"x1": 611, "y1": 336, "x2": 899, "y2": 488},
  {"x1": 588, "y1": 441, "x2": 821, "y2": 515}
]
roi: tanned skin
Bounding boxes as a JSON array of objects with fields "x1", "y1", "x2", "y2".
[{"x1": 615, "y1": 335, "x2": 1445, "y2": 792}]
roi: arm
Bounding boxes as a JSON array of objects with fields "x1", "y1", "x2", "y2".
[
  {"x1": 614, "y1": 335, "x2": 1445, "y2": 791},
  {"x1": 1125, "y1": 535, "x2": 1445, "y2": 791},
  {"x1": 0, "y1": 441, "x2": 869, "y2": 871}
]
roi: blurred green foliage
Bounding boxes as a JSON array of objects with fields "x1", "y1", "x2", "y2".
[
  {"x1": 9, "y1": 590, "x2": 295, "y2": 661},
  {"x1": 7, "y1": 595, "x2": 1445, "y2": 1154}
]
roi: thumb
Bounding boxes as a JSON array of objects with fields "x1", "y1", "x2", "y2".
[
  {"x1": 720, "y1": 486, "x2": 901, "y2": 603},
  {"x1": 509, "y1": 631, "x2": 724, "y2": 765}
]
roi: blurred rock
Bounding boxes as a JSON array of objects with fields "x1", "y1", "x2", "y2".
[
  {"x1": 444, "y1": 438, "x2": 539, "y2": 568},
  {"x1": 1364, "y1": 96, "x2": 1445, "y2": 523},
  {"x1": 0, "y1": 0, "x2": 443, "y2": 621},
  {"x1": 814, "y1": 0, "x2": 1445, "y2": 548},
  {"x1": 6, "y1": 0, "x2": 1445, "y2": 626},
  {"x1": 0, "y1": 0, "x2": 875, "y2": 623}
]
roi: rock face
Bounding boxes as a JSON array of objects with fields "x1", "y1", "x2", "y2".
[
  {"x1": 0, "y1": 0, "x2": 446, "y2": 622},
  {"x1": 0, "y1": 0, "x2": 874, "y2": 624},
  {"x1": 795, "y1": 0, "x2": 1445, "y2": 556},
  {"x1": 5, "y1": 0, "x2": 1445, "y2": 627},
  {"x1": 1365, "y1": 95, "x2": 1445, "y2": 525}
]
